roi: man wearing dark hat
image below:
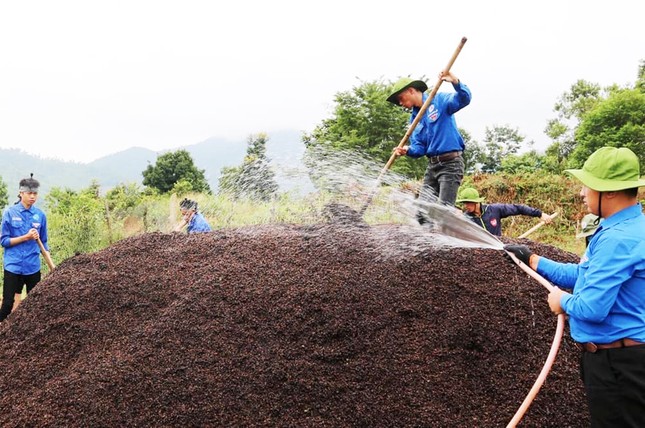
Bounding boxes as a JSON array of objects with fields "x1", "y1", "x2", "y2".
[
  {"x1": 0, "y1": 175, "x2": 50, "y2": 322},
  {"x1": 505, "y1": 147, "x2": 645, "y2": 426},
  {"x1": 388, "y1": 71, "x2": 471, "y2": 221}
]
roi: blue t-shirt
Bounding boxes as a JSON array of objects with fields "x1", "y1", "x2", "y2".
[
  {"x1": 537, "y1": 203, "x2": 645, "y2": 343},
  {"x1": 1, "y1": 202, "x2": 49, "y2": 275}
]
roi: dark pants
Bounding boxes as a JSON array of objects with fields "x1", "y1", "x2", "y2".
[
  {"x1": 581, "y1": 345, "x2": 645, "y2": 427},
  {"x1": 419, "y1": 155, "x2": 465, "y2": 207},
  {"x1": 0, "y1": 270, "x2": 41, "y2": 321}
]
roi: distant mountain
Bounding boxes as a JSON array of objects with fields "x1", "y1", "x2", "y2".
[{"x1": 0, "y1": 130, "x2": 313, "y2": 196}]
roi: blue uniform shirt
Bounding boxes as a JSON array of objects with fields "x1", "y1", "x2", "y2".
[
  {"x1": 464, "y1": 203, "x2": 542, "y2": 236},
  {"x1": 1, "y1": 202, "x2": 49, "y2": 275},
  {"x1": 536, "y1": 203, "x2": 645, "y2": 343},
  {"x1": 406, "y1": 81, "x2": 472, "y2": 158},
  {"x1": 187, "y1": 212, "x2": 212, "y2": 233}
]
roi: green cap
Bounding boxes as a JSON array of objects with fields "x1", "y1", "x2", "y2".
[
  {"x1": 565, "y1": 147, "x2": 645, "y2": 191},
  {"x1": 576, "y1": 213, "x2": 600, "y2": 239},
  {"x1": 386, "y1": 78, "x2": 428, "y2": 104},
  {"x1": 455, "y1": 187, "x2": 485, "y2": 203}
]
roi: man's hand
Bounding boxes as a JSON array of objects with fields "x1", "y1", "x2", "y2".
[
  {"x1": 547, "y1": 288, "x2": 568, "y2": 315},
  {"x1": 393, "y1": 146, "x2": 408, "y2": 156},
  {"x1": 540, "y1": 213, "x2": 553, "y2": 224},
  {"x1": 504, "y1": 244, "x2": 533, "y2": 266}
]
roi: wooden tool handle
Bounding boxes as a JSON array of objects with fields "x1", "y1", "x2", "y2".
[{"x1": 37, "y1": 238, "x2": 56, "y2": 271}]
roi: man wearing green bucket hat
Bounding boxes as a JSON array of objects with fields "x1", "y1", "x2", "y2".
[
  {"x1": 456, "y1": 186, "x2": 552, "y2": 236},
  {"x1": 505, "y1": 146, "x2": 645, "y2": 426},
  {"x1": 388, "y1": 71, "x2": 471, "y2": 221},
  {"x1": 576, "y1": 213, "x2": 600, "y2": 247}
]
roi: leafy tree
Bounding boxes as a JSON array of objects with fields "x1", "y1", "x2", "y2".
[
  {"x1": 218, "y1": 133, "x2": 278, "y2": 201},
  {"x1": 479, "y1": 125, "x2": 524, "y2": 173},
  {"x1": 142, "y1": 150, "x2": 210, "y2": 194},
  {"x1": 0, "y1": 176, "x2": 8, "y2": 210},
  {"x1": 498, "y1": 150, "x2": 546, "y2": 174},
  {"x1": 303, "y1": 78, "x2": 426, "y2": 179},
  {"x1": 569, "y1": 87, "x2": 645, "y2": 170},
  {"x1": 105, "y1": 182, "x2": 144, "y2": 216},
  {"x1": 46, "y1": 184, "x2": 107, "y2": 257},
  {"x1": 544, "y1": 80, "x2": 603, "y2": 163}
]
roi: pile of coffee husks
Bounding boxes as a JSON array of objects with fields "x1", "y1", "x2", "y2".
[{"x1": 0, "y1": 222, "x2": 589, "y2": 427}]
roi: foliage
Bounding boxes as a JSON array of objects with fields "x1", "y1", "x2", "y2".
[
  {"x1": 477, "y1": 125, "x2": 524, "y2": 173},
  {"x1": 543, "y1": 80, "x2": 604, "y2": 166},
  {"x1": 568, "y1": 88, "x2": 645, "y2": 170},
  {"x1": 46, "y1": 184, "x2": 110, "y2": 261},
  {"x1": 0, "y1": 176, "x2": 8, "y2": 210},
  {"x1": 142, "y1": 150, "x2": 211, "y2": 194},
  {"x1": 303, "y1": 78, "x2": 427, "y2": 181},
  {"x1": 218, "y1": 133, "x2": 279, "y2": 201},
  {"x1": 105, "y1": 182, "x2": 144, "y2": 217}
]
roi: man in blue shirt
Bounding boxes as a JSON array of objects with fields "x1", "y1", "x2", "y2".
[
  {"x1": 388, "y1": 72, "x2": 471, "y2": 222},
  {"x1": 177, "y1": 198, "x2": 212, "y2": 234},
  {"x1": 0, "y1": 175, "x2": 51, "y2": 322},
  {"x1": 456, "y1": 187, "x2": 552, "y2": 236},
  {"x1": 505, "y1": 147, "x2": 645, "y2": 427}
]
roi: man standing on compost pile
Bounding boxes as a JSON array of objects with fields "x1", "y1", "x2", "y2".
[
  {"x1": 388, "y1": 72, "x2": 471, "y2": 223},
  {"x1": 0, "y1": 175, "x2": 51, "y2": 322},
  {"x1": 456, "y1": 187, "x2": 552, "y2": 236},
  {"x1": 176, "y1": 198, "x2": 212, "y2": 233},
  {"x1": 505, "y1": 146, "x2": 645, "y2": 427}
]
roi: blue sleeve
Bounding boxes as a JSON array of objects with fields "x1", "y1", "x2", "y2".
[
  {"x1": 536, "y1": 257, "x2": 579, "y2": 289},
  {"x1": 1, "y1": 208, "x2": 11, "y2": 248},
  {"x1": 406, "y1": 116, "x2": 426, "y2": 158},
  {"x1": 40, "y1": 213, "x2": 49, "y2": 251},
  {"x1": 561, "y1": 235, "x2": 640, "y2": 322},
  {"x1": 445, "y1": 82, "x2": 471, "y2": 115},
  {"x1": 495, "y1": 204, "x2": 542, "y2": 219}
]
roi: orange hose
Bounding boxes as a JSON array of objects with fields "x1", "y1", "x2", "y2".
[{"x1": 504, "y1": 251, "x2": 565, "y2": 427}]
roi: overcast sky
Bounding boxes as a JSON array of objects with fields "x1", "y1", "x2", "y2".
[{"x1": 1, "y1": 0, "x2": 643, "y2": 163}]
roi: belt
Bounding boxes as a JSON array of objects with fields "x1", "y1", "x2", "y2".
[
  {"x1": 575, "y1": 338, "x2": 645, "y2": 353},
  {"x1": 429, "y1": 151, "x2": 462, "y2": 164}
]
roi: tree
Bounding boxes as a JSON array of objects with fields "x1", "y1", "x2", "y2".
[
  {"x1": 142, "y1": 150, "x2": 210, "y2": 194},
  {"x1": 303, "y1": 78, "x2": 427, "y2": 180},
  {"x1": 105, "y1": 182, "x2": 144, "y2": 216},
  {"x1": 0, "y1": 176, "x2": 8, "y2": 210},
  {"x1": 46, "y1": 184, "x2": 107, "y2": 257},
  {"x1": 544, "y1": 80, "x2": 603, "y2": 163},
  {"x1": 569, "y1": 87, "x2": 645, "y2": 170},
  {"x1": 218, "y1": 133, "x2": 278, "y2": 201},
  {"x1": 478, "y1": 125, "x2": 524, "y2": 173}
]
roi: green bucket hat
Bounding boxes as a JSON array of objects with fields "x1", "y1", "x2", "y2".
[
  {"x1": 386, "y1": 78, "x2": 428, "y2": 104},
  {"x1": 565, "y1": 147, "x2": 645, "y2": 191},
  {"x1": 456, "y1": 187, "x2": 485, "y2": 203},
  {"x1": 576, "y1": 213, "x2": 600, "y2": 239}
]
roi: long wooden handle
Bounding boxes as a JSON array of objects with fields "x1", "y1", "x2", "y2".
[
  {"x1": 517, "y1": 212, "x2": 558, "y2": 239},
  {"x1": 37, "y1": 238, "x2": 56, "y2": 271},
  {"x1": 360, "y1": 37, "x2": 468, "y2": 215}
]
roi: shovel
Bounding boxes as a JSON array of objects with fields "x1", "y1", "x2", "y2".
[
  {"x1": 37, "y1": 238, "x2": 56, "y2": 271},
  {"x1": 517, "y1": 212, "x2": 558, "y2": 239},
  {"x1": 360, "y1": 36, "x2": 468, "y2": 216}
]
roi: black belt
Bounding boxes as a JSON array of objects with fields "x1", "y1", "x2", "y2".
[
  {"x1": 575, "y1": 338, "x2": 645, "y2": 353},
  {"x1": 429, "y1": 151, "x2": 462, "y2": 164}
]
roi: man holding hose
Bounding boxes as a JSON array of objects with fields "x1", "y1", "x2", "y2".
[{"x1": 505, "y1": 146, "x2": 645, "y2": 427}]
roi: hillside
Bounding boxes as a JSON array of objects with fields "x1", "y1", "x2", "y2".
[{"x1": 0, "y1": 130, "x2": 310, "y2": 195}]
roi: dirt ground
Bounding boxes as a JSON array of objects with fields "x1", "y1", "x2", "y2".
[{"x1": 0, "y1": 221, "x2": 589, "y2": 427}]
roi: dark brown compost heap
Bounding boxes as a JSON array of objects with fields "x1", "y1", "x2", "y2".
[{"x1": 0, "y1": 223, "x2": 589, "y2": 427}]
